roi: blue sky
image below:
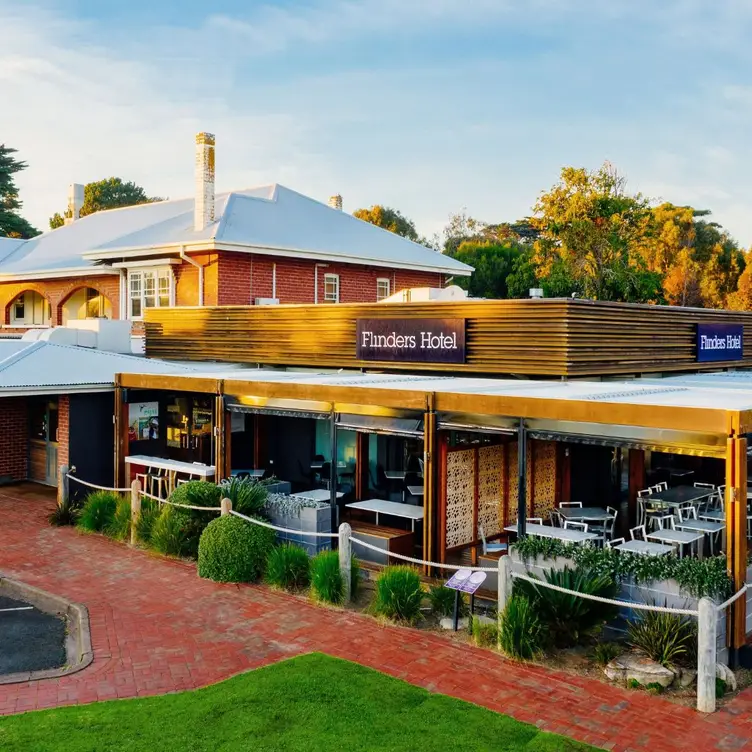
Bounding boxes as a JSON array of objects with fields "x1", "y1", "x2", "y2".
[{"x1": 3, "y1": 0, "x2": 752, "y2": 245}]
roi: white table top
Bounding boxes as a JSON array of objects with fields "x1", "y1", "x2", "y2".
[
  {"x1": 647, "y1": 529, "x2": 704, "y2": 545},
  {"x1": 699, "y1": 509, "x2": 724, "y2": 521},
  {"x1": 292, "y1": 489, "x2": 344, "y2": 502},
  {"x1": 125, "y1": 455, "x2": 215, "y2": 478},
  {"x1": 346, "y1": 499, "x2": 424, "y2": 521},
  {"x1": 406, "y1": 485, "x2": 424, "y2": 496},
  {"x1": 675, "y1": 520, "x2": 725, "y2": 534},
  {"x1": 231, "y1": 468, "x2": 265, "y2": 477},
  {"x1": 504, "y1": 523, "x2": 598, "y2": 543},
  {"x1": 613, "y1": 539, "x2": 675, "y2": 556},
  {"x1": 384, "y1": 470, "x2": 406, "y2": 480},
  {"x1": 558, "y1": 507, "x2": 614, "y2": 521}
]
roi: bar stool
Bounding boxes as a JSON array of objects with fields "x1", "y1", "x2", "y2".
[{"x1": 148, "y1": 468, "x2": 169, "y2": 499}]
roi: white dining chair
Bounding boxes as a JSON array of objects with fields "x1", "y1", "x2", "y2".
[
  {"x1": 559, "y1": 501, "x2": 582, "y2": 508},
  {"x1": 564, "y1": 520, "x2": 588, "y2": 532},
  {"x1": 630, "y1": 524, "x2": 647, "y2": 541},
  {"x1": 478, "y1": 525, "x2": 507, "y2": 556},
  {"x1": 606, "y1": 537, "x2": 625, "y2": 549}
]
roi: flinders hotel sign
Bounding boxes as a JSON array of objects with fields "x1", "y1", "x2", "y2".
[{"x1": 356, "y1": 318, "x2": 466, "y2": 364}]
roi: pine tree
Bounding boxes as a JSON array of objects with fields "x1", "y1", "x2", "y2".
[{"x1": 0, "y1": 144, "x2": 39, "y2": 239}]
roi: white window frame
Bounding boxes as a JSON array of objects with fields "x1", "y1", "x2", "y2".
[
  {"x1": 376, "y1": 278, "x2": 391, "y2": 302},
  {"x1": 127, "y1": 267, "x2": 175, "y2": 320},
  {"x1": 323, "y1": 273, "x2": 340, "y2": 304}
]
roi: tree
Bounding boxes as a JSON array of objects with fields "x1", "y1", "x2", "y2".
[
  {"x1": 452, "y1": 241, "x2": 524, "y2": 298},
  {"x1": 529, "y1": 162, "x2": 662, "y2": 302},
  {"x1": 49, "y1": 177, "x2": 163, "y2": 229},
  {"x1": 442, "y1": 211, "x2": 539, "y2": 256},
  {"x1": 352, "y1": 205, "x2": 419, "y2": 242},
  {"x1": 727, "y1": 251, "x2": 752, "y2": 310},
  {"x1": 0, "y1": 144, "x2": 39, "y2": 238}
]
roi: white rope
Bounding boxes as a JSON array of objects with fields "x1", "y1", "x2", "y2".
[
  {"x1": 349, "y1": 536, "x2": 498, "y2": 571},
  {"x1": 716, "y1": 584, "x2": 748, "y2": 612},
  {"x1": 230, "y1": 510, "x2": 338, "y2": 538},
  {"x1": 140, "y1": 490, "x2": 220, "y2": 512},
  {"x1": 66, "y1": 474, "x2": 131, "y2": 493},
  {"x1": 511, "y1": 572, "x2": 699, "y2": 616}
]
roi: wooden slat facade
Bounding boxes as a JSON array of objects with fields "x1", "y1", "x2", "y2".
[{"x1": 144, "y1": 297, "x2": 752, "y2": 377}]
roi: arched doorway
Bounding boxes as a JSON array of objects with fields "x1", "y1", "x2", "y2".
[
  {"x1": 61, "y1": 287, "x2": 113, "y2": 325},
  {"x1": 9, "y1": 291, "x2": 51, "y2": 327}
]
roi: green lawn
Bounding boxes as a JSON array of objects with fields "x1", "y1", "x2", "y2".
[{"x1": 0, "y1": 653, "x2": 595, "y2": 751}]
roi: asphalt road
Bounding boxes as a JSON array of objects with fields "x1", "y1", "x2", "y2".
[{"x1": 0, "y1": 596, "x2": 66, "y2": 675}]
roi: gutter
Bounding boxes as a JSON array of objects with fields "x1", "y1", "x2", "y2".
[{"x1": 179, "y1": 247, "x2": 204, "y2": 306}]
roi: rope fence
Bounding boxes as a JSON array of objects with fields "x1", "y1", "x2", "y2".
[
  {"x1": 230, "y1": 510, "x2": 338, "y2": 538},
  {"x1": 66, "y1": 473, "x2": 132, "y2": 494}
]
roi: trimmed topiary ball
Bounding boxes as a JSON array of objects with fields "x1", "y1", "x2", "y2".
[{"x1": 198, "y1": 515, "x2": 276, "y2": 583}]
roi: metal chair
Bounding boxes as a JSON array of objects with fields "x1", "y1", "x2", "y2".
[
  {"x1": 549, "y1": 509, "x2": 563, "y2": 527},
  {"x1": 478, "y1": 525, "x2": 507, "y2": 556},
  {"x1": 654, "y1": 514, "x2": 675, "y2": 531},
  {"x1": 564, "y1": 520, "x2": 588, "y2": 532},
  {"x1": 589, "y1": 506, "x2": 618, "y2": 542},
  {"x1": 630, "y1": 524, "x2": 647, "y2": 541},
  {"x1": 606, "y1": 537, "x2": 625, "y2": 549},
  {"x1": 526, "y1": 517, "x2": 543, "y2": 525},
  {"x1": 559, "y1": 501, "x2": 582, "y2": 508}
]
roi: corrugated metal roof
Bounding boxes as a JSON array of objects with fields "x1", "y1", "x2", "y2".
[
  {"x1": 0, "y1": 341, "x2": 201, "y2": 393},
  {"x1": 0, "y1": 185, "x2": 471, "y2": 278}
]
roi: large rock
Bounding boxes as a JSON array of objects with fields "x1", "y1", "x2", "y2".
[
  {"x1": 678, "y1": 668, "x2": 697, "y2": 688},
  {"x1": 605, "y1": 653, "x2": 676, "y2": 688},
  {"x1": 717, "y1": 663, "x2": 737, "y2": 692}
]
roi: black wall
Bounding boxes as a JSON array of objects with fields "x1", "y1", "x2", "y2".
[{"x1": 69, "y1": 392, "x2": 115, "y2": 501}]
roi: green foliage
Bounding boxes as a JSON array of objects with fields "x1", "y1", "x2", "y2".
[
  {"x1": 499, "y1": 595, "x2": 546, "y2": 660},
  {"x1": 76, "y1": 491, "x2": 119, "y2": 533},
  {"x1": 168, "y1": 482, "x2": 223, "y2": 557},
  {"x1": 350, "y1": 556, "x2": 361, "y2": 599},
  {"x1": 0, "y1": 144, "x2": 39, "y2": 238},
  {"x1": 48, "y1": 497, "x2": 80, "y2": 527},
  {"x1": 353, "y1": 205, "x2": 419, "y2": 242},
  {"x1": 427, "y1": 584, "x2": 467, "y2": 617},
  {"x1": 220, "y1": 477, "x2": 268, "y2": 517},
  {"x1": 716, "y1": 677, "x2": 727, "y2": 698},
  {"x1": 372, "y1": 566, "x2": 424, "y2": 624},
  {"x1": 645, "y1": 682, "x2": 664, "y2": 695},
  {"x1": 265, "y1": 544, "x2": 311, "y2": 591},
  {"x1": 512, "y1": 537, "x2": 732, "y2": 600},
  {"x1": 627, "y1": 611, "x2": 697, "y2": 667},
  {"x1": 310, "y1": 550, "x2": 344, "y2": 605},
  {"x1": 471, "y1": 616, "x2": 498, "y2": 648},
  {"x1": 134, "y1": 498, "x2": 160, "y2": 544},
  {"x1": 591, "y1": 642, "x2": 622, "y2": 666},
  {"x1": 627, "y1": 678, "x2": 641, "y2": 689},
  {"x1": 106, "y1": 496, "x2": 132, "y2": 541},
  {"x1": 150, "y1": 506, "x2": 191, "y2": 557},
  {"x1": 514, "y1": 566, "x2": 618, "y2": 647},
  {"x1": 451, "y1": 241, "x2": 524, "y2": 299},
  {"x1": 198, "y1": 515, "x2": 276, "y2": 583},
  {"x1": 49, "y1": 177, "x2": 163, "y2": 229}
]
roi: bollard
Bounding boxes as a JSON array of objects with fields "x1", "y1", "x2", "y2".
[
  {"x1": 220, "y1": 497, "x2": 232, "y2": 516},
  {"x1": 697, "y1": 597, "x2": 717, "y2": 713},
  {"x1": 497, "y1": 555, "x2": 511, "y2": 650},
  {"x1": 58, "y1": 465, "x2": 70, "y2": 509},
  {"x1": 339, "y1": 522, "x2": 352, "y2": 602},
  {"x1": 130, "y1": 479, "x2": 141, "y2": 546}
]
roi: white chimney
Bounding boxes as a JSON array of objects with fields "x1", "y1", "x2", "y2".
[
  {"x1": 328, "y1": 194, "x2": 343, "y2": 211},
  {"x1": 64, "y1": 183, "x2": 84, "y2": 225},
  {"x1": 194, "y1": 132, "x2": 215, "y2": 232},
  {"x1": 529, "y1": 288, "x2": 544, "y2": 299}
]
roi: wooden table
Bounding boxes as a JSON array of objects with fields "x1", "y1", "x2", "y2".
[
  {"x1": 504, "y1": 523, "x2": 599, "y2": 544},
  {"x1": 346, "y1": 499, "x2": 424, "y2": 532}
]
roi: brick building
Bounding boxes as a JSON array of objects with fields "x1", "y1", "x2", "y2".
[{"x1": 0, "y1": 133, "x2": 471, "y2": 335}]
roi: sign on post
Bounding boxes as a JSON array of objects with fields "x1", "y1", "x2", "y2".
[
  {"x1": 444, "y1": 569, "x2": 488, "y2": 631},
  {"x1": 356, "y1": 318, "x2": 466, "y2": 364},
  {"x1": 696, "y1": 323, "x2": 743, "y2": 363}
]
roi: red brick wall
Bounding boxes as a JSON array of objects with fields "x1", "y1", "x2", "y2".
[
  {"x1": 58, "y1": 395, "x2": 69, "y2": 469},
  {"x1": 0, "y1": 398, "x2": 28, "y2": 480}
]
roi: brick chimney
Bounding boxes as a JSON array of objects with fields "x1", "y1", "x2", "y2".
[
  {"x1": 328, "y1": 194, "x2": 343, "y2": 211},
  {"x1": 194, "y1": 132, "x2": 216, "y2": 231},
  {"x1": 64, "y1": 184, "x2": 84, "y2": 225}
]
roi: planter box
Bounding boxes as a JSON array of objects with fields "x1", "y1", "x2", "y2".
[{"x1": 265, "y1": 504, "x2": 331, "y2": 557}]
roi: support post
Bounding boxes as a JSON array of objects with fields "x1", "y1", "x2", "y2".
[
  {"x1": 339, "y1": 522, "x2": 352, "y2": 602},
  {"x1": 330, "y1": 408, "x2": 338, "y2": 536},
  {"x1": 497, "y1": 556, "x2": 512, "y2": 650},
  {"x1": 517, "y1": 420, "x2": 527, "y2": 538},
  {"x1": 130, "y1": 479, "x2": 141, "y2": 546},
  {"x1": 214, "y1": 394, "x2": 225, "y2": 480},
  {"x1": 725, "y1": 435, "x2": 748, "y2": 654},
  {"x1": 423, "y1": 401, "x2": 436, "y2": 576},
  {"x1": 220, "y1": 497, "x2": 232, "y2": 516},
  {"x1": 697, "y1": 596, "x2": 717, "y2": 713},
  {"x1": 58, "y1": 464, "x2": 69, "y2": 508}
]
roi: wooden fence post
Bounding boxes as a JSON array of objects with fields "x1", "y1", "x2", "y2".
[
  {"x1": 497, "y1": 555, "x2": 511, "y2": 650},
  {"x1": 130, "y1": 479, "x2": 141, "y2": 546},
  {"x1": 339, "y1": 522, "x2": 352, "y2": 602},
  {"x1": 58, "y1": 465, "x2": 70, "y2": 508},
  {"x1": 220, "y1": 497, "x2": 232, "y2": 516},
  {"x1": 697, "y1": 597, "x2": 717, "y2": 713}
]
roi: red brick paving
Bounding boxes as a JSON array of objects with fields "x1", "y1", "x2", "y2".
[{"x1": 1, "y1": 484, "x2": 752, "y2": 750}]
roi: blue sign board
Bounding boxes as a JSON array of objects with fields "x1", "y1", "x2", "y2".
[{"x1": 696, "y1": 323, "x2": 743, "y2": 363}]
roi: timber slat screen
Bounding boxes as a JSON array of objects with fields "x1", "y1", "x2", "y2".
[{"x1": 144, "y1": 298, "x2": 752, "y2": 377}]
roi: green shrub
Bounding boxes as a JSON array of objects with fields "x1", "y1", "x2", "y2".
[
  {"x1": 373, "y1": 566, "x2": 424, "y2": 624},
  {"x1": 471, "y1": 616, "x2": 498, "y2": 648},
  {"x1": 592, "y1": 642, "x2": 622, "y2": 666},
  {"x1": 265, "y1": 544, "x2": 311, "y2": 591},
  {"x1": 49, "y1": 497, "x2": 80, "y2": 527},
  {"x1": 351, "y1": 556, "x2": 361, "y2": 599},
  {"x1": 169, "y1": 481, "x2": 222, "y2": 508},
  {"x1": 310, "y1": 550, "x2": 344, "y2": 605},
  {"x1": 150, "y1": 506, "x2": 192, "y2": 557},
  {"x1": 627, "y1": 610, "x2": 697, "y2": 667},
  {"x1": 220, "y1": 477, "x2": 268, "y2": 517},
  {"x1": 134, "y1": 498, "x2": 160, "y2": 544},
  {"x1": 627, "y1": 678, "x2": 641, "y2": 689},
  {"x1": 499, "y1": 595, "x2": 546, "y2": 660},
  {"x1": 646, "y1": 682, "x2": 664, "y2": 695},
  {"x1": 716, "y1": 677, "x2": 727, "y2": 698},
  {"x1": 198, "y1": 515, "x2": 276, "y2": 583},
  {"x1": 427, "y1": 585, "x2": 467, "y2": 618},
  {"x1": 77, "y1": 491, "x2": 119, "y2": 533},
  {"x1": 514, "y1": 566, "x2": 618, "y2": 647},
  {"x1": 106, "y1": 496, "x2": 132, "y2": 541}
]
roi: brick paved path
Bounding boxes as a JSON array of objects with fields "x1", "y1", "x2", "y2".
[{"x1": 1, "y1": 485, "x2": 752, "y2": 751}]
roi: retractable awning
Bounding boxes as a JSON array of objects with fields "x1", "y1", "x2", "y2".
[{"x1": 336, "y1": 413, "x2": 424, "y2": 437}]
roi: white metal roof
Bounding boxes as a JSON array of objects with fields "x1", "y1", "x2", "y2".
[
  {"x1": 0, "y1": 185, "x2": 471, "y2": 279},
  {"x1": 0, "y1": 340, "x2": 201, "y2": 395}
]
